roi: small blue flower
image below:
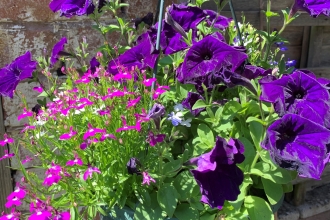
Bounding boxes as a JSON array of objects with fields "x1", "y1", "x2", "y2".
[{"x1": 168, "y1": 112, "x2": 183, "y2": 126}]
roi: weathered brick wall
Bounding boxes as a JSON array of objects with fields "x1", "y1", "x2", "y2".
[{"x1": 0, "y1": 0, "x2": 177, "y2": 211}]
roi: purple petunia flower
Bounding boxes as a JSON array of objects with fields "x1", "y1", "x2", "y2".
[
  {"x1": 0, "y1": 51, "x2": 37, "y2": 98},
  {"x1": 182, "y1": 92, "x2": 206, "y2": 116},
  {"x1": 260, "y1": 70, "x2": 330, "y2": 126},
  {"x1": 50, "y1": 37, "x2": 67, "y2": 67},
  {"x1": 59, "y1": 126, "x2": 77, "y2": 140},
  {"x1": 176, "y1": 35, "x2": 248, "y2": 84},
  {"x1": 262, "y1": 114, "x2": 330, "y2": 179},
  {"x1": 108, "y1": 33, "x2": 158, "y2": 75},
  {"x1": 49, "y1": 0, "x2": 95, "y2": 17},
  {"x1": 142, "y1": 171, "x2": 156, "y2": 185},
  {"x1": 291, "y1": 0, "x2": 330, "y2": 17},
  {"x1": 190, "y1": 136, "x2": 244, "y2": 209},
  {"x1": 204, "y1": 10, "x2": 232, "y2": 30},
  {"x1": 83, "y1": 165, "x2": 101, "y2": 180},
  {"x1": 167, "y1": 4, "x2": 205, "y2": 31},
  {"x1": 0, "y1": 134, "x2": 14, "y2": 146},
  {"x1": 90, "y1": 57, "x2": 100, "y2": 74}
]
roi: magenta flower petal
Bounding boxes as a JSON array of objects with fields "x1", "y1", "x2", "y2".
[
  {"x1": 5, "y1": 197, "x2": 21, "y2": 208},
  {"x1": 142, "y1": 171, "x2": 156, "y2": 185},
  {"x1": 0, "y1": 134, "x2": 14, "y2": 146},
  {"x1": 83, "y1": 166, "x2": 101, "y2": 180},
  {"x1": 17, "y1": 108, "x2": 34, "y2": 121},
  {"x1": 59, "y1": 126, "x2": 77, "y2": 140}
]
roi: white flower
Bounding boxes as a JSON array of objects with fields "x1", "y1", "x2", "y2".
[
  {"x1": 173, "y1": 104, "x2": 184, "y2": 112},
  {"x1": 180, "y1": 118, "x2": 192, "y2": 127}
]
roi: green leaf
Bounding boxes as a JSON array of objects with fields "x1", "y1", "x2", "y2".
[
  {"x1": 163, "y1": 160, "x2": 182, "y2": 177},
  {"x1": 282, "y1": 182, "x2": 293, "y2": 193},
  {"x1": 249, "y1": 121, "x2": 264, "y2": 151},
  {"x1": 192, "y1": 99, "x2": 209, "y2": 110},
  {"x1": 200, "y1": 213, "x2": 216, "y2": 220},
  {"x1": 174, "y1": 203, "x2": 199, "y2": 220},
  {"x1": 197, "y1": 123, "x2": 214, "y2": 147},
  {"x1": 157, "y1": 184, "x2": 179, "y2": 217},
  {"x1": 250, "y1": 162, "x2": 293, "y2": 184},
  {"x1": 261, "y1": 178, "x2": 283, "y2": 205},
  {"x1": 246, "y1": 116, "x2": 266, "y2": 125},
  {"x1": 173, "y1": 171, "x2": 198, "y2": 201},
  {"x1": 237, "y1": 137, "x2": 256, "y2": 170},
  {"x1": 159, "y1": 56, "x2": 173, "y2": 66},
  {"x1": 135, "y1": 193, "x2": 163, "y2": 220},
  {"x1": 265, "y1": 11, "x2": 279, "y2": 17},
  {"x1": 244, "y1": 196, "x2": 274, "y2": 220},
  {"x1": 229, "y1": 175, "x2": 252, "y2": 210}
]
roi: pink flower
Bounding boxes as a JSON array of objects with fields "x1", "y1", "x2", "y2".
[
  {"x1": 33, "y1": 86, "x2": 43, "y2": 93},
  {"x1": 0, "y1": 209, "x2": 20, "y2": 220},
  {"x1": 29, "y1": 199, "x2": 44, "y2": 213},
  {"x1": 147, "y1": 132, "x2": 166, "y2": 147},
  {"x1": 127, "y1": 96, "x2": 141, "y2": 108},
  {"x1": 0, "y1": 134, "x2": 14, "y2": 146},
  {"x1": 28, "y1": 210, "x2": 52, "y2": 220},
  {"x1": 80, "y1": 142, "x2": 89, "y2": 150},
  {"x1": 20, "y1": 124, "x2": 36, "y2": 133},
  {"x1": 5, "y1": 197, "x2": 21, "y2": 208},
  {"x1": 0, "y1": 150, "x2": 15, "y2": 161},
  {"x1": 17, "y1": 108, "x2": 33, "y2": 121},
  {"x1": 75, "y1": 75, "x2": 91, "y2": 84},
  {"x1": 142, "y1": 172, "x2": 156, "y2": 185},
  {"x1": 83, "y1": 124, "x2": 106, "y2": 140},
  {"x1": 22, "y1": 156, "x2": 33, "y2": 164},
  {"x1": 43, "y1": 173, "x2": 61, "y2": 186},
  {"x1": 113, "y1": 71, "x2": 132, "y2": 81},
  {"x1": 53, "y1": 211, "x2": 70, "y2": 220},
  {"x1": 83, "y1": 166, "x2": 101, "y2": 180},
  {"x1": 66, "y1": 154, "x2": 83, "y2": 166},
  {"x1": 143, "y1": 78, "x2": 157, "y2": 87},
  {"x1": 100, "y1": 133, "x2": 116, "y2": 142},
  {"x1": 116, "y1": 116, "x2": 140, "y2": 132},
  {"x1": 7, "y1": 184, "x2": 26, "y2": 200},
  {"x1": 153, "y1": 85, "x2": 170, "y2": 99},
  {"x1": 59, "y1": 126, "x2": 77, "y2": 140}
]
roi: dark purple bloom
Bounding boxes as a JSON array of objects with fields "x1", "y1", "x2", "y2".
[
  {"x1": 90, "y1": 57, "x2": 100, "y2": 73},
  {"x1": 275, "y1": 42, "x2": 288, "y2": 51},
  {"x1": 176, "y1": 35, "x2": 247, "y2": 84},
  {"x1": 262, "y1": 114, "x2": 330, "y2": 179},
  {"x1": 50, "y1": 37, "x2": 67, "y2": 67},
  {"x1": 182, "y1": 92, "x2": 206, "y2": 116},
  {"x1": 167, "y1": 4, "x2": 205, "y2": 31},
  {"x1": 108, "y1": 33, "x2": 158, "y2": 74},
  {"x1": 204, "y1": 10, "x2": 232, "y2": 30},
  {"x1": 0, "y1": 51, "x2": 37, "y2": 98},
  {"x1": 147, "y1": 103, "x2": 165, "y2": 129},
  {"x1": 127, "y1": 157, "x2": 141, "y2": 175},
  {"x1": 291, "y1": 0, "x2": 330, "y2": 17},
  {"x1": 190, "y1": 137, "x2": 244, "y2": 209},
  {"x1": 237, "y1": 65, "x2": 268, "y2": 80},
  {"x1": 49, "y1": 0, "x2": 95, "y2": 18},
  {"x1": 217, "y1": 67, "x2": 258, "y2": 95},
  {"x1": 32, "y1": 104, "x2": 42, "y2": 116},
  {"x1": 260, "y1": 70, "x2": 330, "y2": 126}
]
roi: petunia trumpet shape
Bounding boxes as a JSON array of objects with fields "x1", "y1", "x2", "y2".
[
  {"x1": 260, "y1": 70, "x2": 330, "y2": 127},
  {"x1": 49, "y1": 0, "x2": 95, "y2": 17},
  {"x1": 50, "y1": 37, "x2": 67, "y2": 66},
  {"x1": 176, "y1": 35, "x2": 247, "y2": 84},
  {"x1": 0, "y1": 51, "x2": 37, "y2": 98},
  {"x1": 262, "y1": 114, "x2": 330, "y2": 179},
  {"x1": 291, "y1": 0, "x2": 330, "y2": 17},
  {"x1": 190, "y1": 136, "x2": 245, "y2": 209}
]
